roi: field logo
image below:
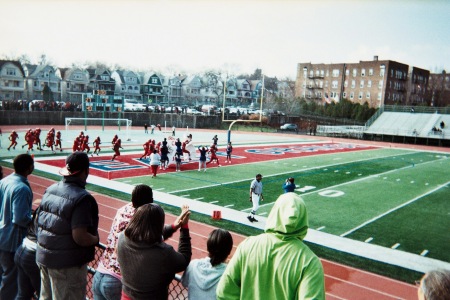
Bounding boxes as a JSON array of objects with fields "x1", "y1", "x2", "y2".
[
  {"x1": 318, "y1": 190, "x2": 345, "y2": 198},
  {"x1": 90, "y1": 160, "x2": 147, "y2": 172},
  {"x1": 246, "y1": 143, "x2": 370, "y2": 155}
]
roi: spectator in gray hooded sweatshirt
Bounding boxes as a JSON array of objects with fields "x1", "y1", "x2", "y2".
[{"x1": 181, "y1": 229, "x2": 233, "y2": 300}]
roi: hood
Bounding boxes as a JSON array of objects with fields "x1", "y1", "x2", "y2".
[
  {"x1": 265, "y1": 193, "x2": 308, "y2": 241},
  {"x1": 189, "y1": 257, "x2": 227, "y2": 290}
]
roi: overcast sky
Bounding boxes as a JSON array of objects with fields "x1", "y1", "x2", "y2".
[{"x1": 1, "y1": 0, "x2": 449, "y2": 79}]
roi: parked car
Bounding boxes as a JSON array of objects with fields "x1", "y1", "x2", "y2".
[
  {"x1": 186, "y1": 108, "x2": 203, "y2": 115},
  {"x1": 280, "y1": 123, "x2": 298, "y2": 131}
]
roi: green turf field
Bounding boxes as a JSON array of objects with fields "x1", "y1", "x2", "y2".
[{"x1": 118, "y1": 148, "x2": 450, "y2": 263}]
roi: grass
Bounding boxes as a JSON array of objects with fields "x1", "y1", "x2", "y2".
[{"x1": 2, "y1": 144, "x2": 448, "y2": 284}]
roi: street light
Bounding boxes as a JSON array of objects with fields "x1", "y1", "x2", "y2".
[{"x1": 48, "y1": 69, "x2": 52, "y2": 101}]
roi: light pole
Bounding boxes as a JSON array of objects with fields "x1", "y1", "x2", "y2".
[{"x1": 48, "y1": 69, "x2": 53, "y2": 102}]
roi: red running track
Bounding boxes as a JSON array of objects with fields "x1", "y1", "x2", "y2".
[{"x1": 3, "y1": 168, "x2": 417, "y2": 300}]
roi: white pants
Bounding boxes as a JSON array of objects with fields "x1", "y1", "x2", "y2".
[{"x1": 251, "y1": 193, "x2": 260, "y2": 213}]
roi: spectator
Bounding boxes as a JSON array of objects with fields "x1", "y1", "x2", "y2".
[
  {"x1": 93, "y1": 184, "x2": 190, "y2": 300},
  {"x1": 36, "y1": 152, "x2": 99, "y2": 300},
  {"x1": 14, "y1": 199, "x2": 41, "y2": 299},
  {"x1": 117, "y1": 203, "x2": 192, "y2": 300},
  {"x1": 0, "y1": 154, "x2": 34, "y2": 300},
  {"x1": 0, "y1": 165, "x2": 3, "y2": 179},
  {"x1": 217, "y1": 192, "x2": 325, "y2": 300},
  {"x1": 417, "y1": 269, "x2": 450, "y2": 300},
  {"x1": 181, "y1": 229, "x2": 233, "y2": 300},
  {"x1": 282, "y1": 177, "x2": 296, "y2": 193}
]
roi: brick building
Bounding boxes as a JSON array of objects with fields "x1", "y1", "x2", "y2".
[{"x1": 295, "y1": 56, "x2": 429, "y2": 108}]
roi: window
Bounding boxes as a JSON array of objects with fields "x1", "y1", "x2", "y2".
[
  {"x1": 332, "y1": 80, "x2": 338, "y2": 88},
  {"x1": 378, "y1": 81, "x2": 383, "y2": 89},
  {"x1": 315, "y1": 70, "x2": 320, "y2": 77},
  {"x1": 366, "y1": 92, "x2": 370, "y2": 99},
  {"x1": 350, "y1": 92, "x2": 354, "y2": 99},
  {"x1": 369, "y1": 68, "x2": 374, "y2": 76},
  {"x1": 360, "y1": 80, "x2": 364, "y2": 88},
  {"x1": 309, "y1": 70, "x2": 314, "y2": 78},
  {"x1": 332, "y1": 69, "x2": 340, "y2": 77},
  {"x1": 320, "y1": 70, "x2": 324, "y2": 77},
  {"x1": 6, "y1": 68, "x2": 16, "y2": 76},
  {"x1": 345, "y1": 69, "x2": 349, "y2": 76},
  {"x1": 303, "y1": 68, "x2": 307, "y2": 78},
  {"x1": 344, "y1": 80, "x2": 348, "y2": 87},
  {"x1": 351, "y1": 80, "x2": 356, "y2": 88},
  {"x1": 358, "y1": 92, "x2": 363, "y2": 99},
  {"x1": 367, "y1": 80, "x2": 372, "y2": 87},
  {"x1": 380, "y1": 65, "x2": 385, "y2": 77},
  {"x1": 325, "y1": 81, "x2": 329, "y2": 88},
  {"x1": 353, "y1": 69, "x2": 357, "y2": 77},
  {"x1": 67, "y1": 82, "x2": 70, "y2": 88},
  {"x1": 377, "y1": 92, "x2": 382, "y2": 100},
  {"x1": 343, "y1": 92, "x2": 347, "y2": 98},
  {"x1": 361, "y1": 69, "x2": 366, "y2": 77}
]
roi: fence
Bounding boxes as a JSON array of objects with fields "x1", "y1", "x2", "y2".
[{"x1": 86, "y1": 243, "x2": 188, "y2": 300}]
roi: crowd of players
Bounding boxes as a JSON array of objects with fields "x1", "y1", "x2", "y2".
[
  {"x1": 6, "y1": 128, "x2": 63, "y2": 154},
  {"x1": 3, "y1": 127, "x2": 234, "y2": 174}
]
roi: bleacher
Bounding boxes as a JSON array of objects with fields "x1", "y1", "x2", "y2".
[{"x1": 317, "y1": 105, "x2": 450, "y2": 144}]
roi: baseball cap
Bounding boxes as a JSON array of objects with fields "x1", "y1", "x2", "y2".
[{"x1": 59, "y1": 152, "x2": 90, "y2": 176}]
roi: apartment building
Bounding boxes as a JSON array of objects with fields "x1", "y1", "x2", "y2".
[{"x1": 295, "y1": 56, "x2": 427, "y2": 108}]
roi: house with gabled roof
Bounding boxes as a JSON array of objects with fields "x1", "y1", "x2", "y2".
[
  {"x1": 200, "y1": 75, "x2": 224, "y2": 104},
  {"x1": 236, "y1": 79, "x2": 252, "y2": 105},
  {"x1": 62, "y1": 68, "x2": 90, "y2": 102},
  {"x1": 23, "y1": 64, "x2": 61, "y2": 101},
  {"x1": 0, "y1": 60, "x2": 26, "y2": 101},
  {"x1": 140, "y1": 72, "x2": 164, "y2": 104},
  {"x1": 111, "y1": 70, "x2": 141, "y2": 100},
  {"x1": 87, "y1": 68, "x2": 116, "y2": 96},
  {"x1": 182, "y1": 75, "x2": 202, "y2": 106}
]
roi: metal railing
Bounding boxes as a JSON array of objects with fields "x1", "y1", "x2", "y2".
[{"x1": 86, "y1": 243, "x2": 188, "y2": 300}]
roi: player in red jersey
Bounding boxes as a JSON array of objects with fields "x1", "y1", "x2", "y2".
[
  {"x1": 25, "y1": 131, "x2": 35, "y2": 153},
  {"x1": 92, "y1": 136, "x2": 101, "y2": 156},
  {"x1": 21, "y1": 129, "x2": 33, "y2": 149},
  {"x1": 207, "y1": 144, "x2": 221, "y2": 166},
  {"x1": 111, "y1": 134, "x2": 118, "y2": 145},
  {"x1": 45, "y1": 131, "x2": 56, "y2": 153},
  {"x1": 55, "y1": 131, "x2": 63, "y2": 152},
  {"x1": 140, "y1": 140, "x2": 151, "y2": 160},
  {"x1": 7, "y1": 131, "x2": 19, "y2": 151},
  {"x1": 34, "y1": 128, "x2": 42, "y2": 150},
  {"x1": 111, "y1": 138, "x2": 123, "y2": 161},
  {"x1": 81, "y1": 135, "x2": 90, "y2": 153},
  {"x1": 182, "y1": 139, "x2": 192, "y2": 160},
  {"x1": 72, "y1": 137, "x2": 81, "y2": 152}
]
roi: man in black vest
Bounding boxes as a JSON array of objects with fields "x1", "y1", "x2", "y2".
[{"x1": 36, "y1": 152, "x2": 99, "y2": 299}]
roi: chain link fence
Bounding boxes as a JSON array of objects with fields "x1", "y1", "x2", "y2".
[{"x1": 86, "y1": 243, "x2": 188, "y2": 300}]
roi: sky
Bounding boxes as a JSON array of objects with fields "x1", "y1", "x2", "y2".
[{"x1": 1, "y1": 0, "x2": 449, "y2": 79}]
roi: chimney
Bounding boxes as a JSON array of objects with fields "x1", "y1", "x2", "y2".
[{"x1": 374, "y1": 55, "x2": 378, "y2": 61}]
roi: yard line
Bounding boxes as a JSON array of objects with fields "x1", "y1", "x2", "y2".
[
  {"x1": 316, "y1": 226, "x2": 326, "y2": 231},
  {"x1": 224, "y1": 204, "x2": 234, "y2": 208},
  {"x1": 170, "y1": 151, "x2": 416, "y2": 194},
  {"x1": 420, "y1": 250, "x2": 429, "y2": 256},
  {"x1": 365, "y1": 237, "x2": 373, "y2": 243},
  {"x1": 179, "y1": 194, "x2": 190, "y2": 197},
  {"x1": 193, "y1": 197, "x2": 204, "y2": 200},
  {"x1": 209, "y1": 201, "x2": 219, "y2": 204},
  {"x1": 391, "y1": 243, "x2": 401, "y2": 249},
  {"x1": 340, "y1": 181, "x2": 450, "y2": 237}
]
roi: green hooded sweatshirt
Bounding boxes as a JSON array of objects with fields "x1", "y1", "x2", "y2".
[{"x1": 216, "y1": 193, "x2": 325, "y2": 300}]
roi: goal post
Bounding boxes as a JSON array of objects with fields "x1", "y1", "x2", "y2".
[{"x1": 65, "y1": 118, "x2": 132, "y2": 140}]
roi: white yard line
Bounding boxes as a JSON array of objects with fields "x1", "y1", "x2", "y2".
[{"x1": 340, "y1": 182, "x2": 450, "y2": 237}]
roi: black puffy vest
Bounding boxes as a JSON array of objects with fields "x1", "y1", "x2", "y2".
[{"x1": 36, "y1": 176, "x2": 99, "y2": 269}]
